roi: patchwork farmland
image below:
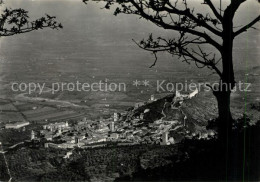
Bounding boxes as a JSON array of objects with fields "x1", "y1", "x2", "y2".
[{"x1": 0, "y1": 98, "x2": 86, "y2": 124}]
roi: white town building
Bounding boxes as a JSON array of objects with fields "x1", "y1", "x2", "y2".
[{"x1": 5, "y1": 121, "x2": 30, "y2": 129}]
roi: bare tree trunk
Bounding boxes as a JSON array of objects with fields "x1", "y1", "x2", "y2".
[
  {"x1": 214, "y1": 51, "x2": 235, "y2": 139},
  {"x1": 215, "y1": 10, "x2": 236, "y2": 140},
  {"x1": 213, "y1": 89, "x2": 233, "y2": 140},
  {"x1": 214, "y1": 55, "x2": 236, "y2": 178}
]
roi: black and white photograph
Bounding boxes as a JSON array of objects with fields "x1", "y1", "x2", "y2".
[{"x1": 0, "y1": 0, "x2": 259, "y2": 181}]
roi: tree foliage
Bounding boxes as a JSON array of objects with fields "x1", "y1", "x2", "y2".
[{"x1": 0, "y1": 2, "x2": 62, "y2": 37}]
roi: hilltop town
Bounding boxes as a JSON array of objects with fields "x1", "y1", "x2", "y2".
[{"x1": 1, "y1": 89, "x2": 220, "y2": 154}]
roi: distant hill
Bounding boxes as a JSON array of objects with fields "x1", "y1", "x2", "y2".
[
  {"x1": 126, "y1": 92, "x2": 219, "y2": 132},
  {"x1": 124, "y1": 90, "x2": 260, "y2": 135}
]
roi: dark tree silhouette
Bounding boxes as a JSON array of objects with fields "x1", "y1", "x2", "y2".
[
  {"x1": 0, "y1": 1, "x2": 62, "y2": 37},
  {"x1": 83, "y1": 0, "x2": 260, "y2": 139}
]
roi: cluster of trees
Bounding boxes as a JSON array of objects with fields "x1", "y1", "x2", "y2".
[
  {"x1": 0, "y1": 155, "x2": 9, "y2": 181},
  {"x1": 132, "y1": 94, "x2": 173, "y2": 121},
  {"x1": 0, "y1": 129, "x2": 30, "y2": 147},
  {"x1": 0, "y1": 148, "x2": 65, "y2": 180},
  {"x1": 0, "y1": 145, "x2": 182, "y2": 181}
]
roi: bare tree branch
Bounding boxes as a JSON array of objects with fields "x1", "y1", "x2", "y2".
[
  {"x1": 148, "y1": 0, "x2": 222, "y2": 36},
  {"x1": 127, "y1": 0, "x2": 222, "y2": 51},
  {"x1": 132, "y1": 34, "x2": 222, "y2": 77},
  {"x1": 234, "y1": 15, "x2": 260, "y2": 37},
  {"x1": 204, "y1": 0, "x2": 223, "y2": 22}
]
